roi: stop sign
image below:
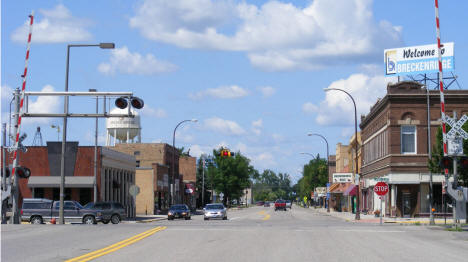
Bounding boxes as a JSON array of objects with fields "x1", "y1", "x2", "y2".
[{"x1": 374, "y1": 182, "x2": 389, "y2": 196}]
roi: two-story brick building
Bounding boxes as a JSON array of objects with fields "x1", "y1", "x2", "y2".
[{"x1": 360, "y1": 81, "x2": 468, "y2": 217}]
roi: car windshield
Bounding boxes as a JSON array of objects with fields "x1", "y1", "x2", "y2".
[
  {"x1": 170, "y1": 205, "x2": 187, "y2": 210},
  {"x1": 206, "y1": 204, "x2": 224, "y2": 210},
  {"x1": 83, "y1": 202, "x2": 94, "y2": 209},
  {"x1": 75, "y1": 202, "x2": 84, "y2": 209},
  {"x1": 276, "y1": 200, "x2": 285, "y2": 203}
]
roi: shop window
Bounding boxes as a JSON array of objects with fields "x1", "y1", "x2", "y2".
[{"x1": 401, "y1": 125, "x2": 416, "y2": 154}]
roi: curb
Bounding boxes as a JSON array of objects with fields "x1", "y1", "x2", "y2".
[{"x1": 131, "y1": 217, "x2": 167, "y2": 223}]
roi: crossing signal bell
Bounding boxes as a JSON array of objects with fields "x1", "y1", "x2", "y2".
[{"x1": 16, "y1": 166, "x2": 31, "y2": 179}]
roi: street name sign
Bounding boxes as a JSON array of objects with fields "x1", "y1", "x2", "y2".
[{"x1": 374, "y1": 182, "x2": 389, "y2": 196}]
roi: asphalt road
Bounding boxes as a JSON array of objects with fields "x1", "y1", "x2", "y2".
[{"x1": 2, "y1": 205, "x2": 468, "y2": 262}]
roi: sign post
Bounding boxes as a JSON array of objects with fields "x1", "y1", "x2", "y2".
[{"x1": 374, "y1": 181, "x2": 389, "y2": 225}]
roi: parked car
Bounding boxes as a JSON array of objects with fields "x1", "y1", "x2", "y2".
[
  {"x1": 21, "y1": 198, "x2": 102, "y2": 224},
  {"x1": 274, "y1": 199, "x2": 287, "y2": 211},
  {"x1": 256, "y1": 201, "x2": 265, "y2": 206},
  {"x1": 85, "y1": 201, "x2": 126, "y2": 224},
  {"x1": 264, "y1": 202, "x2": 270, "y2": 207},
  {"x1": 168, "y1": 204, "x2": 191, "y2": 220},
  {"x1": 285, "y1": 200, "x2": 292, "y2": 209},
  {"x1": 204, "y1": 203, "x2": 227, "y2": 220}
]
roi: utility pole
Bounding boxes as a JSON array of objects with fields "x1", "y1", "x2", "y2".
[
  {"x1": 202, "y1": 157, "x2": 205, "y2": 207},
  {"x1": 427, "y1": 87, "x2": 435, "y2": 225},
  {"x1": 10, "y1": 89, "x2": 21, "y2": 224}
]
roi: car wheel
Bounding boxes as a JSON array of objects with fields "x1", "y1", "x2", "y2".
[
  {"x1": 83, "y1": 215, "x2": 96, "y2": 225},
  {"x1": 168, "y1": 217, "x2": 173, "y2": 220},
  {"x1": 102, "y1": 220, "x2": 110, "y2": 224},
  {"x1": 204, "y1": 217, "x2": 209, "y2": 220},
  {"x1": 111, "y1": 215, "x2": 121, "y2": 224},
  {"x1": 30, "y1": 216, "x2": 42, "y2": 224},
  {"x1": 185, "y1": 216, "x2": 191, "y2": 220},
  {"x1": 223, "y1": 216, "x2": 227, "y2": 220}
]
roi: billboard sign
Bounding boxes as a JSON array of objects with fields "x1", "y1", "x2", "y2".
[
  {"x1": 333, "y1": 173, "x2": 353, "y2": 183},
  {"x1": 384, "y1": 42, "x2": 454, "y2": 76}
]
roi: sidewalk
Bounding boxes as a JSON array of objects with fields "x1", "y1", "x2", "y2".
[{"x1": 312, "y1": 207, "x2": 462, "y2": 225}]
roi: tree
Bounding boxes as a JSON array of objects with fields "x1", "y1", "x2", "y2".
[
  {"x1": 296, "y1": 154, "x2": 328, "y2": 199},
  {"x1": 252, "y1": 169, "x2": 292, "y2": 201},
  {"x1": 428, "y1": 124, "x2": 468, "y2": 186},
  {"x1": 211, "y1": 148, "x2": 255, "y2": 206}
]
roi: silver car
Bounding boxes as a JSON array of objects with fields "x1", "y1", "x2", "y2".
[{"x1": 203, "y1": 204, "x2": 227, "y2": 220}]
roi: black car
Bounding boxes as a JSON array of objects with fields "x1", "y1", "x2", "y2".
[
  {"x1": 85, "y1": 201, "x2": 127, "y2": 224},
  {"x1": 168, "y1": 204, "x2": 191, "y2": 220}
]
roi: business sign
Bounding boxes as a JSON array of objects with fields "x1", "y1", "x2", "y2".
[
  {"x1": 384, "y1": 42, "x2": 454, "y2": 76},
  {"x1": 333, "y1": 173, "x2": 353, "y2": 183}
]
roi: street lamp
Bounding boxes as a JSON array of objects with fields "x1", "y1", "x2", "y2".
[
  {"x1": 307, "y1": 133, "x2": 330, "y2": 213},
  {"x1": 299, "y1": 152, "x2": 315, "y2": 158},
  {"x1": 50, "y1": 125, "x2": 60, "y2": 141},
  {"x1": 171, "y1": 119, "x2": 198, "y2": 205},
  {"x1": 59, "y1": 43, "x2": 114, "y2": 224},
  {"x1": 323, "y1": 87, "x2": 360, "y2": 220}
]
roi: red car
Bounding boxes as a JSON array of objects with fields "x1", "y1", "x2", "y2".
[{"x1": 274, "y1": 199, "x2": 287, "y2": 211}]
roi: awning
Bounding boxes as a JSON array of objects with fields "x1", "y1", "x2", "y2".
[
  {"x1": 330, "y1": 183, "x2": 353, "y2": 194},
  {"x1": 328, "y1": 183, "x2": 340, "y2": 192},
  {"x1": 344, "y1": 185, "x2": 357, "y2": 196},
  {"x1": 27, "y1": 176, "x2": 94, "y2": 188}
]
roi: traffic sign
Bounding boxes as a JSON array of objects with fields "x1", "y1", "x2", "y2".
[
  {"x1": 374, "y1": 182, "x2": 389, "y2": 196},
  {"x1": 129, "y1": 185, "x2": 140, "y2": 197},
  {"x1": 446, "y1": 114, "x2": 468, "y2": 140}
]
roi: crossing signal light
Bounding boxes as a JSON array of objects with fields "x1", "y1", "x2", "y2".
[
  {"x1": 115, "y1": 97, "x2": 128, "y2": 109},
  {"x1": 16, "y1": 166, "x2": 31, "y2": 179},
  {"x1": 460, "y1": 157, "x2": 468, "y2": 170},
  {"x1": 130, "y1": 97, "x2": 144, "y2": 109},
  {"x1": 440, "y1": 156, "x2": 452, "y2": 169}
]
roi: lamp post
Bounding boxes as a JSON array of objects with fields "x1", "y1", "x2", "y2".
[
  {"x1": 171, "y1": 119, "x2": 197, "y2": 205},
  {"x1": 89, "y1": 89, "x2": 99, "y2": 203},
  {"x1": 323, "y1": 88, "x2": 360, "y2": 220},
  {"x1": 307, "y1": 133, "x2": 330, "y2": 212},
  {"x1": 299, "y1": 152, "x2": 315, "y2": 158},
  {"x1": 59, "y1": 43, "x2": 114, "y2": 224}
]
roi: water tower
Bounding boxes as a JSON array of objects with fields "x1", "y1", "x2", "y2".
[{"x1": 106, "y1": 107, "x2": 141, "y2": 146}]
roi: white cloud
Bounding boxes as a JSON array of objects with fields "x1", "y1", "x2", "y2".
[
  {"x1": 22, "y1": 85, "x2": 61, "y2": 124},
  {"x1": 141, "y1": 105, "x2": 167, "y2": 118},
  {"x1": 190, "y1": 85, "x2": 248, "y2": 100},
  {"x1": 11, "y1": 4, "x2": 92, "y2": 44},
  {"x1": 251, "y1": 119, "x2": 263, "y2": 135},
  {"x1": 203, "y1": 117, "x2": 245, "y2": 136},
  {"x1": 1, "y1": 85, "x2": 13, "y2": 102},
  {"x1": 129, "y1": 0, "x2": 402, "y2": 71},
  {"x1": 98, "y1": 46, "x2": 177, "y2": 75},
  {"x1": 301, "y1": 102, "x2": 319, "y2": 114},
  {"x1": 257, "y1": 86, "x2": 276, "y2": 97},
  {"x1": 304, "y1": 73, "x2": 395, "y2": 126}
]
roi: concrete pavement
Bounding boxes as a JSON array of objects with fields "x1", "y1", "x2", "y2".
[{"x1": 2, "y1": 205, "x2": 468, "y2": 262}]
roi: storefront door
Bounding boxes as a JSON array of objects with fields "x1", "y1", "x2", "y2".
[{"x1": 402, "y1": 193, "x2": 411, "y2": 217}]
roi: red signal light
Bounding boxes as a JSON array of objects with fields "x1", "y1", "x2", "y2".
[
  {"x1": 440, "y1": 156, "x2": 452, "y2": 169},
  {"x1": 460, "y1": 157, "x2": 468, "y2": 169},
  {"x1": 223, "y1": 150, "x2": 228, "y2": 156}
]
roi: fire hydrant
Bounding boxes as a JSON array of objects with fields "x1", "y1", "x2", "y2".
[{"x1": 50, "y1": 218, "x2": 56, "y2": 224}]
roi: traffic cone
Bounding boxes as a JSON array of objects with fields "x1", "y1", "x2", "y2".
[{"x1": 50, "y1": 218, "x2": 56, "y2": 224}]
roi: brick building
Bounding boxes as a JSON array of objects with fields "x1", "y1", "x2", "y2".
[
  {"x1": 3, "y1": 142, "x2": 136, "y2": 217},
  {"x1": 110, "y1": 143, "x2": 195, "y2": 214},
  {"x1": 360, "y1": 81, "x2": 468, "y2": 217}
]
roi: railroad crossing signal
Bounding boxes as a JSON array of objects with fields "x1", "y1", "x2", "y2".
[{"x1": 446, "y1": 114, "x2": 468, "y2": 140}]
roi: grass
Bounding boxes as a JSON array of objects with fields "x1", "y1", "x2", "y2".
[{"x1": 445, "y1": 227, "x2": 464, "y2": 232}]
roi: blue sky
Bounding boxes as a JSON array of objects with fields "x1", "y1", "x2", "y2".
[{"x1": 2, "y1": 0, "x2": 467, "y2": 183}]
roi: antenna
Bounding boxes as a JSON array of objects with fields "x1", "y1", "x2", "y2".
[{"x1": 32, "y1": 126, "x2": 43, "y2": 146}]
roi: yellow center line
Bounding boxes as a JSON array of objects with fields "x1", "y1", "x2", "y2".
[
  {"x1": 262, "y1": 214, "x2": 271, "y2": 221},
  {"x1": 66, "y1": 226, "x2": 166, "y2": 262},
  {"x1": 257, "y1": 210, "x2": 270, "y2": 220}
]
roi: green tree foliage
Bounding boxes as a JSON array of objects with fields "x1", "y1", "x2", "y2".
[
  {"x1": 196, "y1": 148, "x2": 254, "y2": 206},
  {"x1": 295, "y1": 154, "x2": 328, "y2": 199},
  {"x1": 252, "y1": 169, "x2": 292, "y2": 201},
  {"x1": 428, "y1": 123, "x2": 468, "y2": 186}
]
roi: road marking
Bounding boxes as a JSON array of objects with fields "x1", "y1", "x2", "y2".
[
  {"x1": 230, "y1": 217, "x2": 242, "y2": 220},
  {"x1": 336, "y1": 229, "x2": 405, "y2": 233},
  {"x1": 65, "y1": 226, "x2": 166, "y2": 262},
  {"x1": 257, "y1": 210, "x2": 270, "y2": 221},
  {"x1": 262, "y1": 214, "x2": 271, "y2": 221}
]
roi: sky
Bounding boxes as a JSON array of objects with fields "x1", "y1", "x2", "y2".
[{"x1": 2, "y1": 0, "x2": 467, "y2": 183}]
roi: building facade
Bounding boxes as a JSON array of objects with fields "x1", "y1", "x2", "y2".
[
  {"x1": 4, "y1": 142, "x2": 136, "y2": 217},
  {"x1": 360, "y1": 81, "x2": 468, "y2": 217}
]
